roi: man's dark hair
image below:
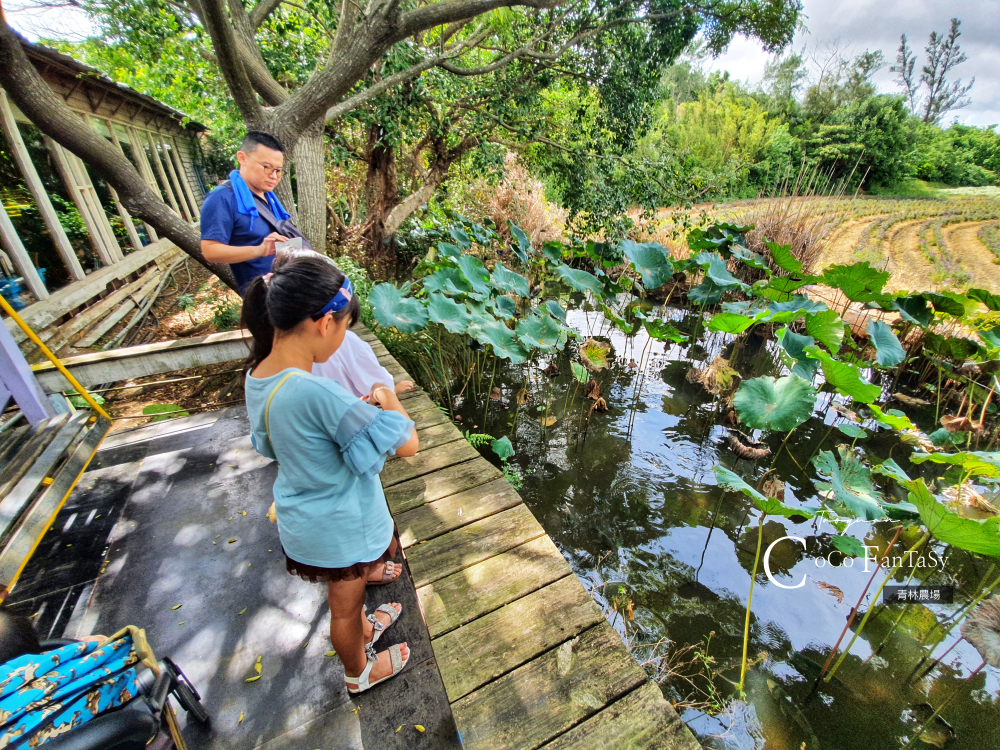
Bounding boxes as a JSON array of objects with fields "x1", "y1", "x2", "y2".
[{"x1": 240, "y1": 131, "x2": 284, "y2": 154}]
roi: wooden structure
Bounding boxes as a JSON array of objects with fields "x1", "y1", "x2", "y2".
[
  {"x1": 0, "y1": 40, "x2": 205, "y2": 302},
  {"x1": 368, "y1": 328, "x2": 702, "y2": 749}
]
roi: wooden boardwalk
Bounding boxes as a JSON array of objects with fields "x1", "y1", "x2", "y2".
[{"x1": 358, "y1": 326, "x2": 701, "y2": 750}]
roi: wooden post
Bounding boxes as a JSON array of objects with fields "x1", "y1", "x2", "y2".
[
  {"x1": 105, "y1": 120, "x2": 157, "y2": 242},
  {"x1": 143, "y1": 130, "x2": 182, "y2": 217},
  {"x1": 125, "y1": 126, "x2": 169, "y2": 222},
  {"x1": 44, "y1": 137, "x2": 121, "y2": 265},
  {"x1": 157, "y1": 133, "x2": 193, "y2": 221},
  {"x1": 0, "y1": 320, "x2": 55, "y2": 424},
  {"x1": 83, "y1": 115, "x2": 143, "y2": 252},
  {"x1": 0, "y1": 197, "x2": 48, "y2": 300},
  {"x1": 0, "y1": 91, "x2": 85, "y2": 282},
  {"x1": 168, "y1": 136, "x2": 201, "y2": 220}
]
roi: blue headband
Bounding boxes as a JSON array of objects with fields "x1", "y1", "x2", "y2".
[{"x1": 313, "y1": 277, "x2": 354, "y2": 318}]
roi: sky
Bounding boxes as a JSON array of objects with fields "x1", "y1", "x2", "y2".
[{"x1": 4, "y1": 0, "x2": 999, "y2": 128}]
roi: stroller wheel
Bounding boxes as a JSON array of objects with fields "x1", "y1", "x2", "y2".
[{"x1": 173, "y1": 681, "x2": 210, "y2": 727}]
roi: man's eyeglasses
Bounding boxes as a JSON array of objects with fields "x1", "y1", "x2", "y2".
[{"x1": 248, "y1": 155, "x2": 283, "y2": 178}]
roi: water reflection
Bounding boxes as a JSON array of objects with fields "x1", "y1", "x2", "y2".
[{"x1": 450, "y1": 304, "x2": 1000, "y2": 750}]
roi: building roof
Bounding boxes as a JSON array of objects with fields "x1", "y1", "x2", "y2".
[{"x1": 22, "y1": 38, "x2": 208, "y2": 133}]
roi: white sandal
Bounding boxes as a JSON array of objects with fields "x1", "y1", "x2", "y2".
[
  {"x1": 368, "y1": 560, "x2": 399, "y2": 585},
  {"x1": 345, "y1": 643, "x2": 409, "y2": 694},
  {"x1": 366, "y1": 603, "x2": 402, "y2": 651}
]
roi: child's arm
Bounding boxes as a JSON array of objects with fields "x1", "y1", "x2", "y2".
[{"x1": 371, "y1": 386, "x2": 419, "y2": 457}]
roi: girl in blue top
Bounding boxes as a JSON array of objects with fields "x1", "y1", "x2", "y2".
[{"x1": 242, "y1": 253, "x2": 418, "y2": 693}]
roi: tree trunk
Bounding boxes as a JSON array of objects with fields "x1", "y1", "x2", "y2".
[
  {"x1": 362, "y1": 123, "x2": 399, "y2": 271},
  {"x1": 0, "y1": 24, "x2": 238, "y2": 291},
  {"x1": 293, "y1": 119, "x2": 327, "y2": 254}
]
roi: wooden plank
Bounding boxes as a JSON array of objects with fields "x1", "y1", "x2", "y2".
[
  {"x1": 0, "y1": 189, "x2": 48, "y2": 299},
  {"x1": 143, "y1": 129, "x2": 183, "y2": 216},
  {"x1": 74, "y1": 271, "x2": 160, "y2": 348},
  {"x1": 0, "y1": 415, "x2": 111, "y2": 600},
  {"x1": 400, "y1": 393, "x2": 440, "y2": 417},
  {"x1": 168, "y1": 136, "x2": 201, "y2": 220},
  {"x1": 28, "y1": 266, "x2": 160, "y2": 358},
  {"x1": 538, "y1": 681, "x2": 702, "y2": 750},
  {"x1": 380, "y1": 439, "x2": 481, "y2": 487},
  {"x1": 0, "y1": 410, "x2": 90, "y2": 538},
  {"x1": 384, "y1": 458, "x2": 502, "y2": 515},
  {"x1": 406, "y1": 504, "x2": 545, "y2": 588},
  {"x1": 390, "y1": 420, "x2": 463, "y2": 456},
  {"x1": 0, "y1": 423, "x2": 30, "y2": 466},
  {"x1": 62, "y1": 144, "x2": 124, "y2": 263},
  {"x1": 106, "y1": 120, "x2": 157, "y2": 242},
  {"x1": 0, "y1": 413, "x2": 69, "y2": 498},
  {"x1": 412, "y1": 407, "x2": 450, "y2": 432},
  {"x1": 436, "y1": 576, "x2": 605, "y2": 701},
  {"x1": 450, "y1": 625, "x2": 649, "y2": 750},
  {"x1": 0, "y1": 91, "x2": 85, "y2": 281},
  {"x1": 4, "y1": 238, "x2": 177, "y2": 342},
  {"x1": 396, "y1": 477, "x2": 521, "y2": 548},
  {"x1": 31, "y1": 329, "x2": 250, "y2": 391},
  {"x1": 157, "y1": 133, "x2": 193, "y2": 221},
  {"x1": 417, "y1": 536, "x2": 571, "y2": 639},
  {"x1": 83, "y1": 114, "x2": 143, "y2": 253}
]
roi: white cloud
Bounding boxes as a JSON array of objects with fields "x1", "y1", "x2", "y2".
[{"x1": 703, "y1": 0, "x2": 1000, "y2": 128}]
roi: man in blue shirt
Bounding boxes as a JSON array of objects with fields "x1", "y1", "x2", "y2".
[{"x1": 201, "y1": 131, "x2": 292, "y2": 295}]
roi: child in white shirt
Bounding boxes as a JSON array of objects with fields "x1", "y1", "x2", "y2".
[{"x1": 311, "y1": 330, "x2": 414, "y2": 401}]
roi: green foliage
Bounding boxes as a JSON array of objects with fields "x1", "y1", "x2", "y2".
[
  {"x1": 371, "y1": 284, "x2": 430, "y2": 333},
  {"x1": 491, "y1": 436, "x2": 514, "y2": 460},
  {"x1": 905, "y1": 479, "x2": 1000, "y2": 558},
  {"x1": 620, "y1": 240, "x2": 674, "y2": 289},
  {"x1": 867, "y1": 319, "x2": 906, "y2": 367},
  {"x1": 732, "y1": 374, "x2": 817, "y2": 431},
  {"x1": 67, "y1": 391, "x2": 106, "y2": 409},
  {"x1": 804, "y1": 345, "x2": 882, "y2": 403},
  {"x1": 465, "y1": 431, "x2": 494, "y2": 448},
  {"x1": 813, "y1": 447, "x2": 912, "y2": 520},
  {"x1": 713, "y1": 467, "x2": 812, "y2": 519},
  {"x1": 427, "y1": 293, "x2": 473, "y2": 334},
  {"x1": 142, "y1": 403, "x2": 189, "y2": 421}
]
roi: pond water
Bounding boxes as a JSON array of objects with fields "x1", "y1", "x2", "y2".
[{"x1": 445, "y1": 300, "x2": 1000, "y2": 750}]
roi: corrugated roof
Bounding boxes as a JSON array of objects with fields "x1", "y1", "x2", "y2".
[{"x1": 23, "y1": 38, "x2": 208, "y2": 133}]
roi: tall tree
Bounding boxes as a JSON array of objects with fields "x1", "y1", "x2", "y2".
[
  {"x1": 0, "y1": 0, "x2": 801, "y2": 288},
  {"x1": 892, "y1": 18, "x2": 974, "y2": 125}
]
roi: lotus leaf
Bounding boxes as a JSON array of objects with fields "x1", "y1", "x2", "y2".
[
  {"x1": 371, "y1": 284, "x2": 429, "y2": 334},
  {"x1": 755, "y1": 275, "x2": 822, "y2": 301},
  {"x1": 644, "y1": 319, "x2": 686, "y2": 343},
  {"x1": 554, "y1": 264, "x2": 606, "y2": 298},
  {"x1": 713, "y1": 467, "x2": 813, "y2": 519},
  {"x1": 687, "y1": 281, "x2": 725, "y2": 306},
  {"x1": 436, "y1": 241, "x2": 462, "y2": 259},
  {"x1": 490, "y1": 296, "x2": 517, "y2": 320},
  {"x1": 731, "y1": 245, "x2": 770, "y2": 270},
  {"x1": 471, "y1": 222, "x2": 494, "y2": 245},
  {"x1": 449, "y1": 225, "x2": 471, "y2": 249},
  {"x1": 491, "y1": 436, "x2": 515, "y2": 460},
  {"x1": 893, "y1": 295, "x2": 933, "y2": 327},
  {"x1": 763, "y1": 295, "x2": 828, "y2": 323},
  {"x1": 580, "y1": 338, "x2": 611, "y2": 370},
  {"x1": 620, "y1": 240, "x2": 674, "y2": 289},
  {"x1": 837, "y1": 423, "x2": 866, "y2": 439},
  {"x1": 968, "y1": 288, "x2": 1000, "y2": 312},
  {"x1": 872, "y1": 458, "x2": 911, "y2": 483},
  {"x1": 473, "y1": 319, "x2": 529, "y2": 364},
  {"x1": 423, "y1": 267, "x2": 474, "y2": 297},
  {"x1": 733, "y1": 374, "x2": 817, "y2": 431},
  {"x1": 869, "y1": 404, "x2": 915, "y2": 431},
  {"x1": 516, "y1": 314, "x2": 565, "y2": 352},
  {"x1": 695, "y1": 252, "x2": 746, "y2": 290},
  {"x1": 541, "y1": 242, "x2": 564, "y2": 262},
  {"x1": 571, "y1": 361, "x2": 588, "y2": 383},
  {"x1": 759, "y1": 241, "x2": 799, "y2": 274},
  {"x1": 508, "y1": 222, "x2": 532, "y2": 263},
  {"x1": 775, "y1": 328, "x2": 819, "y2": 380},
  {"x1": 601, "y1": 304, "x2": 639, "y2": 335},
  {"x1": 908, "y1": 450, "x2": 1000, "y2": 479},
  {"x1": 923, "y1": 292, "x2": 969, "y2": 318},
  {"x1": 427, "y1": 293, "x2": 473, "y2": 334},
  {"x1": 813, "y1": 447, "x2": 888, "y2": 520},
  {"x1": 906, "y1": 479, "x2": 1000, "y2": 558},
  {"x1": 457, "y1": 255, "x2": 492, "y2": 296},
  {"x1": 708, "y1": 312, "x2": 758, "y2": 334},
  {"x1": 491, "y1": 262, "x2": 530, "y2": 297},
  {"x1": 820, "y1": 262, "x2": 889, "y2": 303},
  {"x1": 804, "y1": 346, "x2": 881, "y2": 404},
  {"x1": 924, "y1": 331, "x2": 979, "y2": 361},
  {"x1": 544, "y1": 299, "x2": 568, "y2": 323},
  {"x1": 867, "y1": 319, "x2": 906, "y2": 367},
  {"x1": 831, "y1": 535, "x2": 866, "y2": 557},
  {"x1": 805, "y1": 310, "x2": 846, "y2": 352}
]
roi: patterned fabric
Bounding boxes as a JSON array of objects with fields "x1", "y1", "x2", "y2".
[{"x1": 0, "y1": 636, "x2": 140, "y2": 748}]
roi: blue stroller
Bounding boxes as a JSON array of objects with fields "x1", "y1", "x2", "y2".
[{"x1": 0, "y1": 626, "x2": 208, "y2": 749}]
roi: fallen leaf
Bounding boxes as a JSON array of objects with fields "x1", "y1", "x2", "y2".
[
  {"x1": 537, "y1": 416, "x2": 557, "y2": 427},
  {"x1": 352, "y1": 706, "x2": 360, "y2": 715},
  {"x1": 228, "y1": 539, "x2": 237, "y2": 543},
  {"x1": 238, "y1": 608, "x2": 247, "y2": 615},
  {"x1": 542, "y1": 362, "x2": 559, "y2": 377},
  {"x1": 415, "y1": 725, "x2": 425, "y2": 733},
  {"x1": 303, "y1": 641, "x2": 309, "y2": 648},
  {"x1": 215, "y1": 535, "x2": 221, "y2": 539},
  {"x1": 490, "y1": 387, "x2": 502, "y2": 401},
  {"x1": 245, "y1": 675, "x2": 261, "y2": 683},
  {"x1": 238, "y1": 711, "x2": 244, "y2": 724},
  {"x1": 325, "y1": 650, "x2": 337, "y2": 657},
  {"x1": 516, "y1": 387, "x2": 531, "y2": 405},
  {"x1": 172, "y1": 604, "x2": 182, "y2": 610},
  {"x1": 894, "y1": 393, "x2": 931, "y2": 407},
  {"x1": 815, "y1": 581, "x2": 844, "y2": 604},
  {"x1": 941, "y1": 414, "x2": 977, "y2": 433},
  {"x1": 396, "y1": 726, "x2": 403, "y2": 733},
  {"x1": 242, "y1": 511, "x2": 247, "y2": 516},
  {"x1": 213, "y1": 542, "x2": 216, "y2": 545},
  {"x1": 248, "y1": 563, "x2": 251, "y2": 568},
  {"x1": 586, "y1": 380, "x2": 601, "y2": 400},
  {"x1": 178, "y1": 622, "x2": 185, "y2": 626},
  {"x1": 228, "y1": 517, "x2": 234, "y2": 521}
]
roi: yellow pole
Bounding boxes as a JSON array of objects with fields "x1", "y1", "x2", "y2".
[{"x1": 0, "y1": 294, "x2": 112, "y2": 420}]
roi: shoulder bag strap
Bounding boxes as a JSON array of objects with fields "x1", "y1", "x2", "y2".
[{"x1": 264, "y1": 371, "x2": 303, "y2": 446}]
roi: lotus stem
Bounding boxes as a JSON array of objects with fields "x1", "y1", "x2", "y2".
[
  {"x1": 738, "y1": 511, "x2": 766, "y2": 695},
  {"x1": 482, "y1": 354, "x2": 497, "y2": 428},
  {"x1": 827, "y1": 532, "x2": 930, "y2": 681},
  {"x1": 866, "y1": 535, "x2": 931, "y2": 663},
  {"x1": 935, "y1": 365, "x2": 943, "y2": 424},
  {"x1": 438, "y1": 327, "x2": 453, "y2": 419},
  {"x1": 770, "y1": 428, "x2": 797, "y2": 470},
  {"x1": 815, "y1": 525, "x2": 903, "y2": 687}
]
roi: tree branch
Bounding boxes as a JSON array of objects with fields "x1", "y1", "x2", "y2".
[
  {"x1": 199, "y1": 0, "x2": 265, "y2": 124},
  {"x1": 249, "y1": 0, "x2": 283, "y2": 28}
]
